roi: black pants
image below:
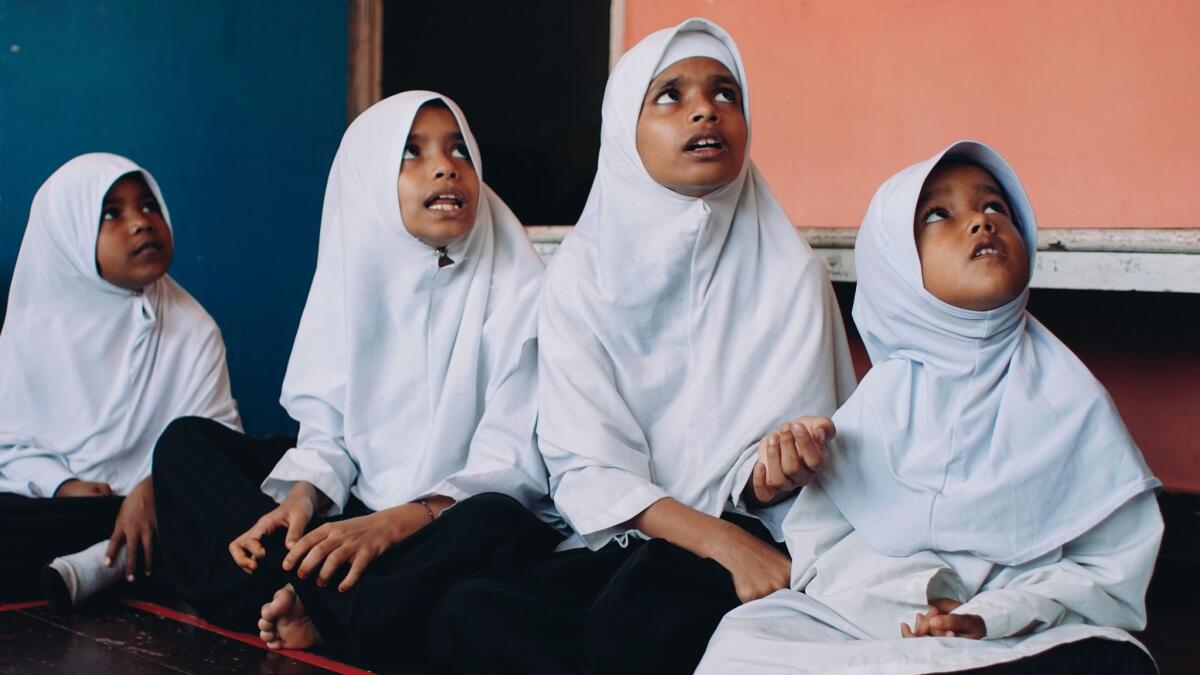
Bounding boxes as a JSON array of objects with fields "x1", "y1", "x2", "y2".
[
  {"x1": 0, "y1": 492, "x2": 124, "y2": 601},
  {"x1": 153, "y1": 416, "x2": 563, "y2": 666},
  {"x1": 961, "y1": 637, "x2": 1156, "y2": 675},
  {"x1": 431, "y1": 512, "x2": 784, "y2": 675}
]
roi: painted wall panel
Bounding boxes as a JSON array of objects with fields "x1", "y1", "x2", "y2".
[{"x1": 0, "y1": 1, "x2": 347, "y2": 433}]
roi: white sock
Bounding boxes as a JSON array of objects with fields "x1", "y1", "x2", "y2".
[{"x1": 46, "y1": 540, "x2": 128, "y2": 607}]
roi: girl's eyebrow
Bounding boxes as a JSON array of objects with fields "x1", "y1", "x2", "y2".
[
  {"x1": 710, "y1": 74, "x2": 739, "y2": 89},
  {"x1": 406, "y1": 132, "x2": 465, "y2": 143},
  {"x1": 649, "y1": 75, "x2": 681, "y2": 92},
  {"x1": 977, "y1": 183, "x2": 1005, "y2": 198},
  {"x1": 918, "y1": 185, "x2": 949, "y2": 205}
]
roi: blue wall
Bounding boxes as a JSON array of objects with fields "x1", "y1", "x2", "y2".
[{"x1": 0, "y1": 1, "x2": 347, "y2": 433}]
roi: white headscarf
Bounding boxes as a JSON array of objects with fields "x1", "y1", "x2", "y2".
[
  {"x1": 538, "y1": 18, "x2": 858, "y2": 549},
  {"x1": 819, "y1": 141, "x2": 1160, "y2": 565},
  {"x1": 263, "y1": 92, "x2": 553, "y2": 520},
  {"x1": 0, "y1": 153, "x2": 241, "y2": 498}
]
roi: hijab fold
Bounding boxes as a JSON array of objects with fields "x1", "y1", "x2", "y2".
[
  {"x1": 0, "y1": 153, "x2": 240, "y2": 497},
  {"x1": 265, "y1": 93, "x2": 553, "y2": 521},
  {"x1": 818, "y1": 141, "x2": 1160, "y2": 565},
  {"x1": 538, "y1": 19, "x2": 857, "y2": 549}
]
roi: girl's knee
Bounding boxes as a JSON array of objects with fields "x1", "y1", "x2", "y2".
[{"x1": 151, "y1": 416, "x2": 211, "y2": 473}]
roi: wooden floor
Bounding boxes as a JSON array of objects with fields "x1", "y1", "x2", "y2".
[{"x1": 0, "y1": 600, "x2": 378, "y2": 675}]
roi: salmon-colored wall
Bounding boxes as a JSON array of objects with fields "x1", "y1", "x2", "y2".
[
  {"x1": 626, "y1": 1, "x2": 1200, "y2": 492},
  {"x1": 624, "y1": 0, "x2": 1200, "y2": 230}
]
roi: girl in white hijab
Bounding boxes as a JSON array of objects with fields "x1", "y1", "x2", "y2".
[
  {"x1": 0, "y1": 153, "x2": 240, "y2": 605},
  {"x1": 430, "y1": 19, "x2": 857, "y2": 675},
  {"x1": 152, "y1": 91, "x2": 565, "y2": 667},
  {"x1": 698, "y1": 141, "x2": 1161, "y2": 674}
]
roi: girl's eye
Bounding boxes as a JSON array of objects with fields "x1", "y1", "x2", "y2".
[
  {"x1": 141, "y1": 200, "x2": 160, "y2": 214},
  {"x1": 983, "y1": 202, "x2": 1008, "y2": 216},
  {"x1": 451, "y1": 144, "x2": 471, "y2": 160},
  {"x1": 922, "y1": 207, "x2": 949, "y2": 225},
  {"x1": 101, "y1": 207, "x2": 120, "y2": 221},
  {"x1": 403, "y1": 144, "x2": 420, "y2": 160},
  {"x1": 653, "y1": 90, "x2": 681, "y2": 105},
  {"x1": 715, "y1": 88, "x2": 737, "y2": 103}
]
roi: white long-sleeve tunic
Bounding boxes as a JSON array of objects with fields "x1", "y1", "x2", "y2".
[{"x1": 697, "y1": 484, "x2": 1162, "y2": 674}]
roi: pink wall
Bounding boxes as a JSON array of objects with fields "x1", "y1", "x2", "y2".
[
  {"x1": 626, "y1": 1, "x2": 1200, "y2": 492},
  {"x1": 625, "y1": 0, "x2": 1200, "y2": 230}
]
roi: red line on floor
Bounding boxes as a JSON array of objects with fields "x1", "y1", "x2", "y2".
[
  {"x1": 120, "y1": 598, "x2": 373, "y2": 675},
  {"x1": 0, "y1": 600, "x2": 48, "y2": 613}
]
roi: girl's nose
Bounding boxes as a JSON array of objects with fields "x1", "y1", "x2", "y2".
[
  {"x1": 690, "y1": 100, "x2": 718, "y2": 123},
  {"x1": 968, "y1": 214, "x2": 995, "y2": 236},
  {"x1": 130, "y1": 212, "x2": 152, "y2": 233},
  {"x1": 433, "y1": 163, "x2": 459, "y2": 180}
]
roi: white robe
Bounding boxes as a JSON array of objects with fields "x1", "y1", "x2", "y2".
[
  {"x1": 538, "y1": 18, "x2": 857, "y2": 550},
  {"x1": 262, "y1": 92, "x2": 560, "y2": 530},
  {"x1": 0, "y1": 153, "x2": 240, "y2": 497},
  {"x1": 698, "y1": 485, "x2": 1161, "y2": 674},
  {"x1": 698, "y1": 141, "x2": 1162, "y2": 672}
]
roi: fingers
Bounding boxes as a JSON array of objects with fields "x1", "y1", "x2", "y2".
[
  {"x1": 95, "y1": 482, "x2": 114, "y2": 497},
  {"x1": 104, "y1": 532, "x2": 122, "y2": 568},
  {"x1": 790, "y1": 422, "x2": 826, "y2": 476},
  {"x1": 229, "y1": 539, "x2": 254, "y2": 573},
  {"x1": 779, "y1": 423, "x2": 816, "y2": 485},
  {"x1": 285, "y1": 526, "x2": 329, "y2": 575},
  {"x1": 229, "y1": 529, "x2": 268, "y2": 573},
  {"x1": 777, "y1": 423, "x2": 804, "y2": 479},
  {"x1": 124, "y1": 531, "x2": 139, "y2": 581},
  {"x1": 763, "y1": 433, "x2": 787, "y2": 492},
  {"x1": 285, "y1": 511, "x2": 308, "y2": 550},
  {"x1": 315, "y1": 547, "x2": 349, "y2": 587},
  {"x1": 140, "y1": 530, "x2": 154, "y2": 577},
  {"x1": 900, "y1": 622, "x2": 914, "y2": 638},
  {"x1": 796, "y1": 416, "x2": 835, "y2": 443},
  {"x1": 338, "y1": 554, "x2": 368, "y2": 593},
  {"x1": 296, "y1": 540, "x2": 333, "y2": 581},
  {"x1": 751, "y1": 460, "x2": 771, "y2": 505},
  {"x1": 929, "y1": 614, "x2": 985, "y2": 639}
]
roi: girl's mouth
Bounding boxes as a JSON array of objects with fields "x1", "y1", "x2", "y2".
[
  {"x1": 131, "y1": 240, "x2": 164, "y2": 256},
  {"x1": 970, "y1": 238, "x2": 1006, "y2": 260},
  {"x1": 424, "y1": 189, "x2": 467, "y2": 214},
  {"x1": 682, "y1": 132, "x2": 727, "y2": 158}
]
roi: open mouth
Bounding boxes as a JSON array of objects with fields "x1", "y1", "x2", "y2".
[
  {"x1": 683, "y1": 132, "x2": 727, "y2": 155},
  {"x1": 424, "y1": 189, "x2": 467, "y2": 213},
  {"x1": 971, "y1": 238, "x2": 1006, "y2": 260}
]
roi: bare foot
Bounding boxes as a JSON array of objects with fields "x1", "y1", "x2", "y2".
[{"x1": 258, "y1": 584, "x2": 322, "y2": 650}]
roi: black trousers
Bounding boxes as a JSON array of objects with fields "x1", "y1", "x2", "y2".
[
  {"x1": 430, "y1": 511, "x2": 784, "y2": 675},
  {"x1": 153, "y1": 416, "x2": 563, "y2": 666},
  {"x1": 0, "y1": 492, "x2": 124, "y2": 601},
  {"x1": 961, "y1": 637, "x2": 1156, "y2": 674}
]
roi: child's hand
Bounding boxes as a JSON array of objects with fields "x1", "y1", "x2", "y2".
[
  {"x1": 704, "y1": 519, "x2": 792, "y2": 604},
  {"x1": 55, "y1": 479, "x2": 114, "y2": 497},
  {"x1": 748, "y1": 417, "x2": 835, "y2": 506},
  {"x1": 228, "y1": 483, "x2": 320, "y2": 574},
  {"x1": 281, "y1": 503, "x2": 431, "y2": 593},
  {"x1": 900, "y1": 599, "x2": 986, "y2": 639},
  {"x1": 104, "y1": 477, "x2": 156, "y2": 581}
]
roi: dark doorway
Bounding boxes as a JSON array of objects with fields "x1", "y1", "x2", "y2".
[{"x1": 382, "y1": 1, "x2": 610, "y2": 226}]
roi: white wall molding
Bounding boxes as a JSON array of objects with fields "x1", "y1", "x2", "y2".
[{"x1": 525, "y1": 226, "x2": 1200, "y2": 294}]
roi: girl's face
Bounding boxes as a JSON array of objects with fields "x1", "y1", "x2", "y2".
[
  {"x1": 636, "y1": 56, "x2": 748, "y2": 198},
  {"x1": 95, "y1": 172, "x2": 173, "y2": 291},
  {"x1": 397, "y1": 103, "x2": 479, "y2": 249},
  {"x1": 913, "y1": 162, "x2": 1030, "y2": 311}
]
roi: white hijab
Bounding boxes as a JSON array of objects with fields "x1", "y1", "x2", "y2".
[
  {"x1": 0, "y1": 153, "x2": 240, "y2": 497},
  {"x1": 264, "y1": 92, "x2": 552, "y2": 518},
  {"x1": 538, "y1": 18, "x2": 857, "y2": 548},
  {"x1": 819, "y1": 141, "x2": 1160, "y2": 565}
]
